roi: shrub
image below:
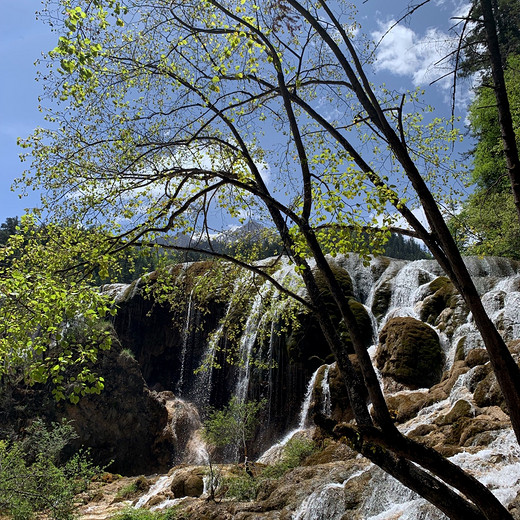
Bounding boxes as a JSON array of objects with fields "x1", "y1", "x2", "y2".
[
  {"x1": 222, "y1": 471, "x2": 259, "y2": 501},
  {"x1": 261, "y1": 437, "x2": 316, "y2": 479},
  {"x1": 109, "y1": 507, "x2": 180, "y2": 520},
  {"x1": 115, "y1": 476, "x2": 150, "y2": 501},
  {"x1": 0, "y1": 419, "x2": 100, "y2": 520}
]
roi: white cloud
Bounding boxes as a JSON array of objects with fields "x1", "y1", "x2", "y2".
[{"x1": 372, "y1": 21, "x2": 456, "y2": 88}]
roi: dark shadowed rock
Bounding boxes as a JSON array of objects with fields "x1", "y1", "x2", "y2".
[{"x1": 60, "y1": 338, "x2": 173, "y2": 475}]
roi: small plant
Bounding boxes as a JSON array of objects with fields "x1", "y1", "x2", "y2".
[
  {"x1": 202, "y1": 396, "x2": 267, "y2": 464},
  {"x1": 120, "y1": 348, "x2": 136, "y2": 360},
  {"x1": 0, "y1": 418, "x2": 100, "y2": 520},
  {"x1": 201, "y1": 396, "x2": 266, "y2": 500},
  {"x1": 114, "y1": 476, "x2": 150, "y2": 501},
  {"x1": 109, "y1": 506, "x2": 180, "y2": 520},
  {"x1": 222, "y1": 471, "x2": 259, "y2": 501},
  {"x1": 283, "y1": 437, "x2": 316, "y2": 467},
  {"x1": 261, "y1": 437, "x2": 316, "y2": 480}
]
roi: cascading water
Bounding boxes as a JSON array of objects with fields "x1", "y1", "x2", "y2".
[
  {"x1": 257, "y1": 365, "x2": 323, "y2": 464},
  {"x1": 175, "y1": 292, "x2": 193, "y2": 397},
  {"x1": 235, "y1": 262, "x2": 301, "y2": 404},
  {"x1": 292, "y1": 469, "x2": 367, "y2": 520},
  {"x1": 109, "y1": 255, "x2": 520, "y2": 519},
  {"x1": 191, "y1": 323, "x2": 221, "y2": 407},
  {"x1": 235, "y1": 293, "x2": 266, "y2": 404},
  {"x1": 321, "y1": 364, "x2": 332, "y2": 417}
]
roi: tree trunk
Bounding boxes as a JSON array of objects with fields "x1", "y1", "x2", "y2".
[
  {"x1": 301, "y1": 230, "x2": 513, "y2": 520},
  {"x1": 265, "y1": 204, "x2": 512, "y2": 519},
  {"x1": 479, "y1": 0, "x2": 520, "y2": 222}
]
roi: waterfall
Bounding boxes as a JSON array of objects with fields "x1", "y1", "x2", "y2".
[
  {"x1": 257, "y1": 365, "x2": 323, "y2": 464},
  {"x1": 175, "y1": 292, "x2": 193, "y2": 397},
  {"x1": 167, "y1": 396, "x2": 209, "y2": 465},
  {"x1": 105, "y1": 255, "x2": 520, "y2": 517},
  {"x1": 235, "y1": 293, "x2": 265, "y2": 403},
  {"x1": 321, "y1": 364, "x2": 332, "y2": 417},
  {"x1": 192, "y1": 322, "x2": 222, "y2": 407},
  {"x1": 235, "y1": 262, "x2": 299, "y2": 404},
  {"x1": 293, "y1": 481, "x2": 352, "y2": 520},
  {"x1": 292, "y1": 469, "x2": 366, "y2": 520},
  {"x1": 135, "y1": 474, "x2": 175, "y2": 509},
  {"x1": 298, "y1": 367, "x2": 320, "y2": 429}
]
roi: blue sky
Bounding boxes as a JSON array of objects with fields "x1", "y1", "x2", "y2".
[
  {"x1": 0, "y1": 1, "x2": 57, "y2": 221},
  {"x1": 0, "y1": 0, "x2": 472, "y2": 224}
]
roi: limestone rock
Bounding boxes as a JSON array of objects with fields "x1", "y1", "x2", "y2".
[
  {"x1": 61, "y1": 340, "x2": 173, "y2": 475},
  {"x1": 376, "y1": 317, "x2": 444, "y2": 389},
  {"x1": 171, "y1": 466, "x2": 205, "y2": 498}
]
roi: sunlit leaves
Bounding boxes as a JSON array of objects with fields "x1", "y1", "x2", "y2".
[
  {"x1": 17, "y1": 1, "x2": 472, "y2": 366},
  {"x1": 0, "y1": 215, "x2": 115, "y2": 402}
]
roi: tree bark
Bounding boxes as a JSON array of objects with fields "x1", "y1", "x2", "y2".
[
  {"x1": 479, "y1": 0, "x2": 520, "y2": 222},
  {"x1": 265, "y1": 202, "x2": 513, "y2": 520}
]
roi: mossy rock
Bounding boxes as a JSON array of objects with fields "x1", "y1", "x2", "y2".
[
  {"x1": 371, "y1": 280, "x2": 392, "y2": 320},
  {"x1": 454, "y1": 336, "x2": 466, "y2": 362},
  {"x1": 376, "y1": 317, "x2": 444, "y2": 389},
  {"x1": 435, "y1": 399, "x2": 472, "y2": 426},
  {"x1": 171, "y1": 467, "x2": 205, "y2": 498},
  {"x1": 418, "y1": 276, "x2": 458, "y2": 326},
  {"x1": 286, "y1": 265, "x2": 370, "y2": 363},
  {"x1": 338, "y1": 300, "x2": 373, "y2": 352},
  {"x1": 474, "y1": 371, "x2": 506, "y2": 410},
  {"x1": 313, "y1": 265, "x2": 355, "y2": 302}
]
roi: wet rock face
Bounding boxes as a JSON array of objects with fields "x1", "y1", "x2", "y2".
[
  {"x1": 286, "y1": 263, "x2": 373, "y2": 366},
  {"x1": 376, "y1": 317, "x2": 444, "y2": 389},
  {"x1": 60, "y1": 341, "x2": 173, "y2": 475},
  {"x1": 417, "y1": 276, "x2": 469, "y2": 337},
  {"x1": 0, "y1": 336, "x2": 174, "y2": 476}
]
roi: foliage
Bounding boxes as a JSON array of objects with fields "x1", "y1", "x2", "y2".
[
  {"x1": 468, "y1": 55, "x2": 520, "y2": 192},
  {"x1": 0, "y1": 418, "x2": 100, "y2": 520},
  {"x1": 451, "y1": 191, "x2": 520, "y2": 259},
  {"x1": 109, "y1": 507, "x2": 180, "y2": 520},
  {"x1": 451, "y1": 54, "x2": 520, "y2": 257},
  {"x1": 221, "y1": 470, "x2": 259, "y2": 501},
  {"x1": 0, "y1": 215, "x2": 116, "y2": 402},
  {"x1": 19, "y1": 0, "x2": 465, "y2": 260},
  {"x1": 219, "y1": 436, "x2": 316, "y2": 501},
  {"x1": 11, "y1": 0, "x2": 520, "y2": 516},
  {"x1": 382, "y1": 233, "x2": 430, "y2": 260},
  {"x1": 0, "y1": 217, "x2": 20, "y2": 246},
  {"x1": 261, "y1": 437, "x2": 316, "y2": 479},
  {"x1": 457, "y1": 0, "x2": 520, "y2": 78},
  {"x1": 114, "y1": 476, "x2": 150, "y2": 501},
  {"x1": 202, "y1": 396, "x2": 266, "y2": 463}
]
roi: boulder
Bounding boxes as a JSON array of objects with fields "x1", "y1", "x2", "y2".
[
  {"x1": 376, "y1": 317, "x2": 444, "y2": 389},
  {"x1": 60, "y1": 339, "x2": 173, "y2": 475},
  {"x1": 171, "y1": 466, "x2": 205, "y2": 498}
]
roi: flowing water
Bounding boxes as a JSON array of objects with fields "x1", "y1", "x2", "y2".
[
  {"x1": 120, "y1": 255, "x2": 520, "y2": 519},
  {"x1": 257, "y1": 365, "x2": 325, "y2": 464}
]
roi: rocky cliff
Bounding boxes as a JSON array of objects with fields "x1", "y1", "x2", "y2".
[{"x1": 3, "y1": 255, "x2": 520, "y2": 518}]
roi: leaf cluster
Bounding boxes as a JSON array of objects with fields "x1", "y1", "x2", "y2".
[
  {"x1": 0, "y1": 418, "x2": 100, "y2": 520},
  {"x1": 202, "y1": 396, "x2": 267, "y2": 462},
  {"x1": 0, "y1": 215, "x2": 115, "y2": 403}
]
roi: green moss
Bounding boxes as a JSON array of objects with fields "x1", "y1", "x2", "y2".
[
  {"x1": 287, "y1": 265, "x2": 367, "y2": 363},
  {"x1": 371, "y1": 281, "x2": 392, "y2": 320},
  {"x1": 114, "y1": 476, "x2": 150, "y2": 501},
  {"x1": 419, "y1": 276, "x2": 458, "y2": 325},
  {"x1": 377, "y1": 317, "x2": 444, "y2": 388},
  {"x1": 427, "y1": 276, "x2": 451, "y2": 294},
  {"x1": 313, "y1": 265, "x2": 354, "y2": 300},
  {"x1": 287, "y1": 297, "x2": 372, "y2": 364},
  {"x1": 455, "y1": 337, "x2": 466, "y2": 361}
]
